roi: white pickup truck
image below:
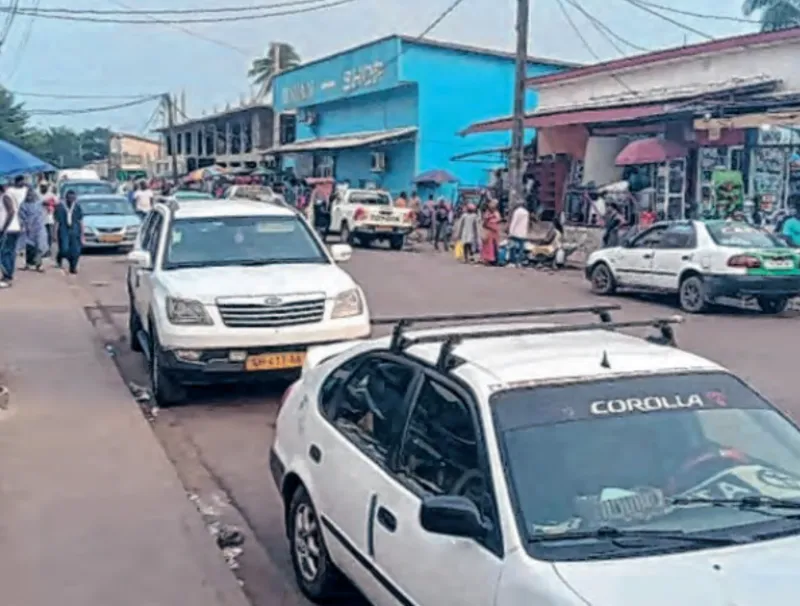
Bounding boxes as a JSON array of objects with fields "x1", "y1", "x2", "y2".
[{"x1": 326, "y1": 188, "x2": 414, "y2": 250}]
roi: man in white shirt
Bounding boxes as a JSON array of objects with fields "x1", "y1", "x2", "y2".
[
  {"x1": 0, "y1": 175, "x2": 25, "y2": 288},
  {"x1": 507, "y1": 203, "x2": 530, "y2": 268},
  {"x1": 133, "y1": 181, "x2": 154, "y2": 217}
]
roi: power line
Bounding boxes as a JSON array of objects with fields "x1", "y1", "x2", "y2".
[
  {"x1": 555, "y1": 0, "x2": 637, "y2": 93},
  {"x1": 8, "y1": 89, "x2": 158, "y2": 99},
  {"x1": 618, "y1": 0, "x2": 714, "y2": 40},
  {"x1": 563, "y1": 0, "x2": 650, "y2": 53},
  {"x1": 28, "y1": 94, "x2": 161, "y2": 116},
  {"x1": 6, "y1": 0, "x2": 357, "y2": 24},
  {"x1": 632, "y1": 0, "x2": 758, "y2": 24},
  {"x1": 4, "y1": 0, "x2": 39, "y2": 80},
  {"x1": 6, "y1": 0, "x2": 333, "y2": 15}
]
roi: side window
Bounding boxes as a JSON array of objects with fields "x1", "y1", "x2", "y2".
[
  {"x1": 659, "y1": 224, "x2": 696, "y2": 249},
  {"x1": 319, "y1": 356, "x2": 361, "y2": 418},
  {"x1": 331, "y1": 356, "x2": 415, "y2": 464},
  {"x1": 147, "y1": 213, "x2": 165, "y2": 259},
  {"x1": 631, "y1": 226, "x2": 667, "y2": 248},
  {"x1": 139, "y1": 213, "x2": 157, "y2": 251},
  {"x1": 397, "y1": 377, "x2": 492, "y2": 521}
]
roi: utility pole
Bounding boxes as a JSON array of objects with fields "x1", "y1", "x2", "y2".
[
  {"x1": 163, "y1": 93, "x2": 179, "y2": 182},
  {"x1": 509, "y1": 0, "x2": 530, "y2": 212}
]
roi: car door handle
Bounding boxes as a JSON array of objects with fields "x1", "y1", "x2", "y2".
[
  {"x1": 376, "y1": 506, "x2": 397, "y2": 532},
  {"x1": 309, "y1": 444, "x2": 322, "y2": 463},
  {"x1": 642, "y1": 253, "x2": 653, "y2": 259},
  {"x1": 681, "y1": 254, "x2": 692, "y2": 261}
]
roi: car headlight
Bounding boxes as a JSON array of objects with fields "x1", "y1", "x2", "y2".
[
  {"x1": 125, "y1": 225, "x2": 139, "y2": 234},
  {"x1": 165, "y1": 297, "x2": 213, "y2": 325},
  {"x1": 83, "y1": 225, "x2": 94, "y2": 235},
  {"x1": 330, "y1": 288, "x2": 364, "y2": 319}
]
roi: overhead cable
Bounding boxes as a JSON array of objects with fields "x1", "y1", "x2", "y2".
[
  {"x1": 8, "y1": 89, "x2": 158, "y2": 99},
  {"x1": 632, "y1": 0, "x2": 758, "y2": 24},
  {"x1": 4, "y1": 0, "x2": 357, "y2": 24},
  {"x1": 28, "y1": 94, "x2": 161, "y2": 116},
  {"x1": 618, "y1": 0, "x2": 715, "y2": 40},
  {"x1": 6, "y1": 0, "x2": 333, "y2": 15},
  {"x1": 4, "y1": 0, "x2": 40, "y2": 80},
  {"x1": 563, "y1": 0, "x2": 650, "y2": 53}
]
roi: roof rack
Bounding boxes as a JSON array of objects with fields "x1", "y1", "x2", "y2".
[{"x1": 372, "y1": 304, "x2": 621, "y2": 352}]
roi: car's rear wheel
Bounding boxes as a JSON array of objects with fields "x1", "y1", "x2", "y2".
[
  {"x1": 590, "y1": 263, "x2": 616, "y2": 295},
  {"x1": 679, "y1": 275, "x2": 708, "y2": 313},
  {"x1": 757, "y1": 296, "x2": 789, "y2": 315},
  {"x1": 390, "y1": 235, "x2": 405, "y2": 250},
  {"x1": 288, "y1": 486, "x2": 342, "y2": 602}
]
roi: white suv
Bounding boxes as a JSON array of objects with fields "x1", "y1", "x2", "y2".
[
  {"x1": 272, "y1": 306, "x2": 800, "y2": 606},
  {"x1": 126, "y1": 197, "x2": 370, "y2": 406}
]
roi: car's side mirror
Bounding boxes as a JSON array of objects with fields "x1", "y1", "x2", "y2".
[
  {"x1": 330, "y1": 244, "x2": 352, "y2": 263},
  {"x1": 127, "y1": 249, "x2": 152, "y2": 269},
  {"x1": 419, "y1": 495, "x2": 489, "y2": 540}
]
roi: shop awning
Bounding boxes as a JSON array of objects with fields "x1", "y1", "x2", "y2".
[
  {"x1": 461, "y1": 104, "x2": 672, "y2": 135},
  {"x1": 269, "y1": 127, "x2": 417, "y2": 153}
]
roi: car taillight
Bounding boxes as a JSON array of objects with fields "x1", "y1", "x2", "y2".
[
  {"x1": 727, "y1": 254, "x2": 761, "y2": 268},
  {"x1": 353, "y1": 207, "x2": 366, "y2": 221}
]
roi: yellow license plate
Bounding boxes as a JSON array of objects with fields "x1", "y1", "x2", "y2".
[
  {"x1": 375, "y1": 225, "x2": 394, "y2": 232},
  {"x1": 99, "y1": 234, "x2": 124, "y2": 243},
  {"x1": 245, "y1": 352, "x2": 305, "y2": 371}
]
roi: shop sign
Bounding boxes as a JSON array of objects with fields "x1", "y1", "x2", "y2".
[
  {"x1": 282, "y1": 81, "x2": 316, "y2": 106},
  {"x1": 342, "y1": 61, "x2": 385, "y2": 93}
]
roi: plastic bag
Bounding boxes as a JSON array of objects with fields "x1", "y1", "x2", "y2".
[{"x1": 453, "y1": 241, "x2": 464, "y2": 261}]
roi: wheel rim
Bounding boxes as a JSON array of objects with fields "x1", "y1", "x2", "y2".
[
  {"x1": 293, "y1": 503, "x2": 322, "y2": 583},
  {"x1": 682, "y1": 281, "x2": 701, "y2": 309},
  {"x1": 593, "y1": 267, "x2": 609, "y2": 291}
]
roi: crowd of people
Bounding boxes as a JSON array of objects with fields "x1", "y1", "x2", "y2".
[{"x1": 0, "y1": 176, "x2": 86, "y2": 289}]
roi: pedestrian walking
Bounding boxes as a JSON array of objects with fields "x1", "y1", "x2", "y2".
[
  {"x1": 17, "y1": 186, "x2": 49, "y2": 272},
  {"x1": 54, "y1": 190, "x2": 84, "y2": 275},
  {"x1": 507, "y1": 203, "x2": 530, "y2": 268},
  {"x1": 0, "y1": 176, "x2": 25, "y2": 288},
  {"x1": 133, "y1": 180, "x2": 154, "y2": 218},
  {"x1": 433, "y1": 198, "x2": 452, "y2": 251},
  {"x1": 454, "y1": 202, "x2": 480, "y2": 263},
  {"x1": 40, "y1": 182, "x2": 57, "y2": 255},
  {"x1": 480, "y1": 199, "x2": 502, "y2": 265}
]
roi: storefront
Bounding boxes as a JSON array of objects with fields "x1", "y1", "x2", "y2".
[{"x1": 269, "y1": 35, "x2": 573, "y2": 199}]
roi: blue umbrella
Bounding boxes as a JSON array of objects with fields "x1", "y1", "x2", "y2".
[{"x1": 0, "y1": 139, "x2": 55, "y2": 177}]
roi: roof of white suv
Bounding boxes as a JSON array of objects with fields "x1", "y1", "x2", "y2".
[{"x1": 159, "y1": 197, "x2": 298, "y2": 220}]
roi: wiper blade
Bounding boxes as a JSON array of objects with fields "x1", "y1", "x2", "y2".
[
  {"x1": 671, "y1": 495, "x2": 800, "y2": 510},
  {"x1": 529, "y1": 525, "x2": 738, "y2": 546}
]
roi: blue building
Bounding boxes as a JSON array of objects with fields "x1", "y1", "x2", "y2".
[{"x1": 270, "y1": 36, "x2": 575, "y2": 200}]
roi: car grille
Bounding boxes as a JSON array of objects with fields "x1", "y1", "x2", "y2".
[
  {"x1": 217, "y1": 298, "x2": 326, "y2": 328},
  {"x1": 96, "y1": 227, "x2": 123, "y2": 234}
]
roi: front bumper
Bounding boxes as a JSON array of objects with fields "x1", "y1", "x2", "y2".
[
  {"x1": 354, "y1": 224, "x2": 413, "y2": 237},
  {"x1": 83, "y1": 233, "x2": 137, "y2": 248},
  {"x1": 704, "y1": 274, "x2": 800, "y2": 299}
]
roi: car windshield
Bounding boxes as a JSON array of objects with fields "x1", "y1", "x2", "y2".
[
  {"x1": 61, "y1": 181, "x2": 116, "y2": 197},
  {"x1": 706, "y1": 221, "x2": 784, "y2": 248},
  {"x1": 80, "y1": 199, "x2": 134, "y2": 216},
  {"x1": 493, "y1": 372, "x2": 800, "y2": 561},
  {"x1": 348, "y1": 192, "x2": 391, "y2": 205},
  {"x1": 164, "y1": 215, "x2": 328, "y2": 269}
]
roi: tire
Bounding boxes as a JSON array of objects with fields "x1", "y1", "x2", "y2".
[
  {"x1": 149, "y1": 325, "x2": 186, "y2": 407},
  {"x1": 390, "y1": 235, "x2": 405, "y2": 251},
  {"x1": 288, "y1": 486, "x2": 343, "y2": 602},
  {"x1": 128, "y1": 304, "x2": 143, "y2": 353},
  {"x1": 679, "y1": 275, "x2": 708, "y2": 314},
  {"x1": 590, "y1": 263, "x2": 616, "y2": 295},
  {"x1": 339, "y1": 223, "x2": 352, "y2": 245},
  {"x1": 757, "y1": 296, "x2": 789, "y2": 315}
]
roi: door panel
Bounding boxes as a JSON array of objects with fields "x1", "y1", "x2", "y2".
[
  {"x1": 651, "y1": 224, "x2": 697, "y2": 291},
  {"x1": 615, "y1": 225, "x2": 667, "y2": 288}
]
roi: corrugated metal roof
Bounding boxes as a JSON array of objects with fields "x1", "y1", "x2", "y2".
[{"x1": 268, "y1": 127, "x2": 417, "y2": 153}]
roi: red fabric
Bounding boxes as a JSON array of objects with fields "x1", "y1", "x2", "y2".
[{"x1": 480, "y1": 210, "x2": 501, "y2": 264}]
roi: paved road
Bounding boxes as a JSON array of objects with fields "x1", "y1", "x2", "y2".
[{"x1": 73, "y1": 246, "x2": 798, "y2": 606}]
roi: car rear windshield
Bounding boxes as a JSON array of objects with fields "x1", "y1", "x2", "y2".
[
  {"x1": 348, "y1": 192, "x2": 391, "y2": 205},
  {"x1": 164, "y1": 215, "x2": 328, "y2": 269},
  {"x1": 61, "y1": 181, "x2": 115, "y2": 198},
  {"x1": 492, "y1": 372, "x2": 800, "y2": 560},
  {"x1": 80, "y1": 199, "x2": 134, "y2": 215},
  {"x1": 706, "y1": 221, "x2": 784, "y2": 248}
]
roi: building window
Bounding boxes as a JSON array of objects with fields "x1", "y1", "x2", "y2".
[
  {"x1": 279, "y1": 114, "x2": 296, "y2": 145},
  {"x1": 165, "y1": 135, "x2": 173, "y2": 157},
  {"x1": 176, "y1": 133, "x2": 183, "y2": 155},
  {"x1": 231, "y1": 123, "x2": 241, "y2": 155},
  {"x1": 243, "y1": 122, "x2": 253, "y2": 153},
  {"x1": 315, "y1": 155, "x2": 335, "y2": 178},
  {"x1": 197, "y1": 129, "x2": 204, "y2": 156},
  {"x1": 206, "y1": 129, "x2": 215, "y2": 157},
  {"x1": 184, "y1": 132, "x2": 192, "y2": 156}
]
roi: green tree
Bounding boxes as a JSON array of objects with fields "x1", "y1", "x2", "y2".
[
  {"x1": 0, "y1": 87, "x2": 35, "y2": 151},
  {"x1": 79, "y1": 127, "x2": 112, "y2": 163},
  {"x1": 743, "y1": 0, "x2": 800, "y2": 31},
  {"x1": 248, "y1": 42, "x2": 301, "y2": 89}
]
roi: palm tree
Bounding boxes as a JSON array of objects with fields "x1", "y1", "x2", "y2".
[
  {"x1": 743, "y1": 0, "x2": 800, "y2": 31},
  {"x1": 248, "y1": 42, "x2": 301, "y2": 92}
]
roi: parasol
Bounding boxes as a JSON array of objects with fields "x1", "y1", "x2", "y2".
[
  {"x1": 615, "y1": 138, "x2": 687, "y2": 166},
  {"x1": 413, "y1": 169, "x2": 458, "y2": 184},
  {"x1": 0, "y1": 139, "x2": 55, "y2": 177}
]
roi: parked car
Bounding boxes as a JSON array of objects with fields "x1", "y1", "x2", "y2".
[
  {"x1": 125, "y1": 195, "x2": 370, "y2": 406},
  {"x1": 80, "y1": 194, "x2": 141, "y2": 250},
  {"x1": 272, "y1": 306, "x2": 800, "y2": 605},
  {"x1": 58, "y1": 179, "x2": 116, "y2": 199},
  {"x1": 586, "y1": 220, "x2": 800, "y2": 314}
]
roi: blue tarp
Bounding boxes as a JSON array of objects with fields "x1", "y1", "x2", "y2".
[{"x1": 0, "y1": 139, "x2": 55, "y2": 177}]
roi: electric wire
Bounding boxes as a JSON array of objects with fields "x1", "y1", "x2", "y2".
[
  {"x1": 27, "y1": 94, "x2": 161, "y2": 116},
  {"x1": 4, "y1": 0, "x2": 357, "y2": 24},
  {"x1": 562, "y1": 0, "x2": 650, "y2": 53},
  {"x1": 7, "y1": 0, "x2": 335, "y2": 15},
  {"x1": 631, "y1": 0, "x2": 759, "y2": 24},
  {"x1": 8, "y1": 89, "x2": 158, "y2": 99},
  {"x1": 618, "y1": 0, "x2": 715, "y2": 40},
  {"x1": 0, "y1": 0, "x2": 21, "y2": 48},
  {"x1": 4, "y1": 0, "x2": 39, "y2": 80}
]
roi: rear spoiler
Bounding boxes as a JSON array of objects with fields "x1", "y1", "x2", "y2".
[{"x1": 302, "y1": 340, "x2": 367, "y2": 375}]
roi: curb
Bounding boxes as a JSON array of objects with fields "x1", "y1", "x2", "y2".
[{"x1": 0, "y1": 385, "x2": 9, "y2": 410}]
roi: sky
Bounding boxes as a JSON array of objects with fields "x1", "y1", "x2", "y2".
[{"x1": 0, "y1": 0, "x2": 756, "y2": 133}]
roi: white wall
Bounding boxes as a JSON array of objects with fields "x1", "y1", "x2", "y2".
[{"x1": 536, "y1": 38, "x2": 800, "y2": 113}]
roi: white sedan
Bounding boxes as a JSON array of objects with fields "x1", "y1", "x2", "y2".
[
  {"x1": 585, "y1": 220, "x2": 800, "y2": 313},
  {"x1": 270, "y1": 306, "x2": 800, "y2": 606}
]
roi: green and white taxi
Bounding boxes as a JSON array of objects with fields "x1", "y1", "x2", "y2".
[{"x1": 586, "y1": 220, "x2": 800, "y2": 314}]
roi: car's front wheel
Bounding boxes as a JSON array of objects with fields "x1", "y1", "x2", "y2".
[
  {"x1": 590, "y1": 263, "x2": 616, "y2": 295},
  {"x1": 149, "y1": 325, "x2": 186, "y2": 407},
  {"x1": 288, "y1": 486, "x2": 342, "y2": 602},
  {"x1": 128, "y1": 299, "x2": 143, "y2": 353},
  {"x1": 757, "y1": 296, "x2": 790, "y2": 315}
]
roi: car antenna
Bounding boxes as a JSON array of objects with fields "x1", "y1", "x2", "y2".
[{"x1": 600, "y1": 350, "x2": 611, "y2": 369}]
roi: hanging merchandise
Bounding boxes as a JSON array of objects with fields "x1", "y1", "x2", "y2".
[{"x1": 709, "y1": 170, "x2": 744, "y2": 218}]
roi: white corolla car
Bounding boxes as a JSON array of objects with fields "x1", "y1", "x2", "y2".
[
  {"x1": 585, "y1": 220, "x2": 800, "y2": 314},
  {"x1": 271, "y1": 305, "x2": 800, "y2": 606}
]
